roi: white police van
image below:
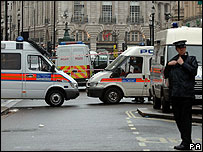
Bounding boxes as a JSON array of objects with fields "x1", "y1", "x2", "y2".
[
  {"x1": 86, "y1": 46, "x2": 154, "y2": 104},
  {"x1": 1, "y1": 36, "x2": 79, "y2": 107},
  {"x1": 150, "y1": 24, "x2": 202, "y2": 113}
]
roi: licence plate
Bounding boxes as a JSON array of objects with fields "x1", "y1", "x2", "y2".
[{"x1": 195, "y1": 95, "x2": 202, "y2": 99}]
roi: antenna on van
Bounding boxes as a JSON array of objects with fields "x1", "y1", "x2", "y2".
[{"x1": 27, "y1": 38, "x2": 51, "y2": 57}]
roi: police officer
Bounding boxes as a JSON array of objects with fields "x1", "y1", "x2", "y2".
[{"x1": 164, "y1": 40, "x2": 198, "y2": 150}]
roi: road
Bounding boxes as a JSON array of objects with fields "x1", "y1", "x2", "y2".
[{"x1": 1, "y1": 89, "x2": 202, "y2": 151}]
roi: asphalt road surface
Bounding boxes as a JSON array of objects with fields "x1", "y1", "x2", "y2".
[{"x1": 1, "y1": 89, "x2": 202, "y2": 151}]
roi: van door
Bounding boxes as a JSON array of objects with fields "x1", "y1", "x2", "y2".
[
  {"x1": 111, "y1": 56, "x2": 145, "y2": 96},
  {"x1": 71, "y1": 46, "x2": 88, "y2": 79},
  {"x1": 23, "y1": 54, "x2": 54, "y2": 98},
  {"x1": 125, "y1": 56, "x2": 145, "y2": 96},
  {"x1": 141, "y1": 56, "x2": 151, "y2": 96},
  {"x1": 1, "y1": 52, "x2": 23, "y2": 98}
]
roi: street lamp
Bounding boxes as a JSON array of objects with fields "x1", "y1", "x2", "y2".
[
  {"x1": 150, "y1": 5, "x2": 155, "y2": 46},
  {"x1": 1, "y1": 17, "x2": 4, "y2": 40},
  {"x1": 124, "y1": 30, "x2": 128, "y2": 51},
  {"x1": 17, "y1": 10, "x2": 21, "y2": 36},
  {"x1": 165, "y1": 12, "x2": 171, "y2": 29},
  {"x1": 9, "y1": 15, "x2": 12, "y2": 40},
  {"x1": 149, "y1": 18, "x2": 152, "y2": 46}
]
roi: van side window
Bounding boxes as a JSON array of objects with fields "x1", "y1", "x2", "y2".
[
  {"x1": 128, "y1": 56, "x2": 143, "y2": 73},
  {"x1": 1, "y1": 53, "x2": 21, "y2": 70},
  {"x1": 27, "y1": 55, "x2": 51, "y2": 72}
]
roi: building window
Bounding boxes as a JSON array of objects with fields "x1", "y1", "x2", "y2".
[
  {"x1": 78, "y1": 31, "x2": 82, "y2": 41},
  {"x1": 102, "y1": 1, "x2": 112, "y2": 23},
  {"x1": 132, "y1": 31, "x2": 138, "y2": 41},
  {"x1": 97, "y1": 32, "x2": 103, "y2": 41},
  {"x1": 158, "y1": 3, "x2": 161, "y2": 22},
  {"x1": 130, "y1": 1, "x2": 140, "y2": 23},
  {"x1": 164, "y1": 4, "x2": 168, "y2": 13},
  {"x1": 74, "y1": 1, "x2": 84, "y2": 22},
  {"x1": 127, "y1": 33, "x2": 130, "y2": 42},
  {"x1": 103, "y1": 31, "x2": 111, "y2": 41},
  {"x1": 84, "y1": 32, "x2": 88, "y2": 41}
]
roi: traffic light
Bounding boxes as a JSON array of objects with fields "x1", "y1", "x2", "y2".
[
  {"x1": 47, "y1": 41, "x2": 52, "y2": 55},
  {"x1": 122, "y1": 43, "x2": 127, "y2": 51}
]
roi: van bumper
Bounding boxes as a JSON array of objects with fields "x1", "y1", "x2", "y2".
[
  {"x1": 64, "y1": 88, "x2": 80, "y2": 100},
  {"x1": 86, "y1": 87, "x2": 104, "y2": 98}
]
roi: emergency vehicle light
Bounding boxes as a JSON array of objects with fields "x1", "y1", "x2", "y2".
[
  {"x1": 172, "y1": 22, "x2": 178, "y2": 28},
  {"x1": 139, "y1": 42, "x2": 145, "y2": 46},
  {"x1": 59, "y1": 41, "x2": 84, "y2": 45},
  {"x1": 16, "y1": 36, "x2": 24, "y2": 42}
]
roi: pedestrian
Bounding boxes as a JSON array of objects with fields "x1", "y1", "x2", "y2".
[{"x1": 164, "y1": 40, "x2": 198, "y2": 150}]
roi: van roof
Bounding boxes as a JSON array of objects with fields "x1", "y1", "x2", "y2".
[
  {"x1": 156, "y1": 27, "x2": 202, "y2": 45},
  {"x1": 1, "y1": 39, "x2": 50, "y2": 56},
  {"x1": 1, "y1": 41, "x2": 34, "y2": 50},
  {"x1": 122, "y1": 46, "x2": 154, "y2": 56}
]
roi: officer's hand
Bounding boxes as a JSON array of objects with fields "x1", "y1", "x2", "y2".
[
  {"x1": 177, "y1": 56, "x2": 184, "y2": 65},
  {"x1": 168, "y1": 60, "x2": 177, "y2": 66}
]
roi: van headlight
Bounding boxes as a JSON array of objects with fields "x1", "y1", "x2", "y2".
[
  {"x1": 89, "y1": 82, "x2": 98, "y2": 87},
  {"x1": 70, "y1": 82, "x2": 78, "y2": 88}
]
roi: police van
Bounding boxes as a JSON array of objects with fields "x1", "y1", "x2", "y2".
[
  {"x1": 150, "y1": 24, "x2": 202, "y2": 113},
  {"x1": 86, "y1": 46, "x2": 154, "y2": 104},
  {"x1": 1, "y1": 37, "x2": 79, "y2": 107},
  {"x1": 55, "y1": 42, "x2": 93, "y2": 86}
]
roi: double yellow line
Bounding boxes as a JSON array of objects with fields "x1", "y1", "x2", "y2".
[{"x1": 125, "y1": 111, "x2": 137, "y2": 118}]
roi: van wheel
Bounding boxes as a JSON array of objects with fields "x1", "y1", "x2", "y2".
[
  {"x1": 45, "y1": 90, "x2": 64, "y2": 107},
  {"x1": 152, "y1": 94, "x2": 161, "y2": 109},
  {"x1": 103, "y1": 88, "x2": 122, "y2": 104},
  {"x1": 161, "y1": 96, "x2": 171, "y2": 113}
]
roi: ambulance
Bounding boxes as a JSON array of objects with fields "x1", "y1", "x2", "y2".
[
  {"x1": 55, "y1": 42, "x2": 93, "y2": 86},
  {"x1": 86, "y1": 46, "x2": 154, "y2": 104},
  {"x1": 150, "y1": 24, "x2": 202, "y2": 113},
  {"x1": 1, "y1": 37, "x2": 79, "y2": 107}
]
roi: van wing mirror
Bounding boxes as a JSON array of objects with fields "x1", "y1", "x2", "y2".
[
  {"x1": 160, "y1": 56, "x2": 164, "y2": 65},
  {"x1": 50, "y1": 65, "x2": 55, "y2": 72}
]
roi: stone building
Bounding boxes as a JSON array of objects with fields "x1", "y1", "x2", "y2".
[{"x1": 2, "y1": 1, "x2": 176, "y2": 53}]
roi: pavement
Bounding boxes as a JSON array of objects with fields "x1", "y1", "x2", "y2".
[
  {"x1": 1, "y1": 99, "x2": 202, "y2": 123},
  {"x1": 137, "y1": 105, "x2": 202, "y2": 123},
  {"x1": 1, "y1": 99, "x2": 23, "y2": 115}
]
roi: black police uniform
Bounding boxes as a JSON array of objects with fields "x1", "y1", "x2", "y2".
[{"x1": 164, "y1": 40, "x2": 198, "y2": 150}]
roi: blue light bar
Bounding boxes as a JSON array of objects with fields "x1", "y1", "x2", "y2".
[
  {"x1": 16, "y1": 36, "x2": 24, "y2": 42},
  {"x1": 139, "y1": 42, "x2": 145, "y2": 46},
  {"x1": 59, "y1": 42, "x2": 67, "y2": 45},
  {"x1": 76, "y1": 41, "x2": 84, "y2": 44},
  {"x1": 172, "y1": 22, "x2": 178, "y2": 28}
]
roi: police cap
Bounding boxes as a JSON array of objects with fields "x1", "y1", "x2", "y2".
[{"x1": 173, "y1": 40, "x2": 187, "y2": 48}]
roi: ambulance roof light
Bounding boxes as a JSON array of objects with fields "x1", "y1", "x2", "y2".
[{"x1": 16, "y1": 36, "x2": 24, "y2": 42}]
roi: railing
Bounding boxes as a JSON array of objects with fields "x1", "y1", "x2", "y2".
[
  {"x1": 71, "y1": 15, "x2": 88, "y2": 24},
  {"x1": 99, "y1": 16, "x2": 116, "y2": 24},
  {"x1": 126, "y1": 16, "x2": 144, "y2": 24}
]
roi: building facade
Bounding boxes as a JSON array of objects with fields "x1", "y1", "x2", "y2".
[
  {"x1": 2, "y1": 1, "x2": 177, "y2": 53},
  {"x1": 183, "y1": 1, "x2": 202, "y2": 27}
]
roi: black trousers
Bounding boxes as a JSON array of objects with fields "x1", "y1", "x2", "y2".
[{"x1": 171, "y1": 97, "x2": 193, "y2": 146}]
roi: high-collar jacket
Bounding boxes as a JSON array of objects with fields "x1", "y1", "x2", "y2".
[{"x1": 164, "y1": 52, "x2": 198, "y2": 98}]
